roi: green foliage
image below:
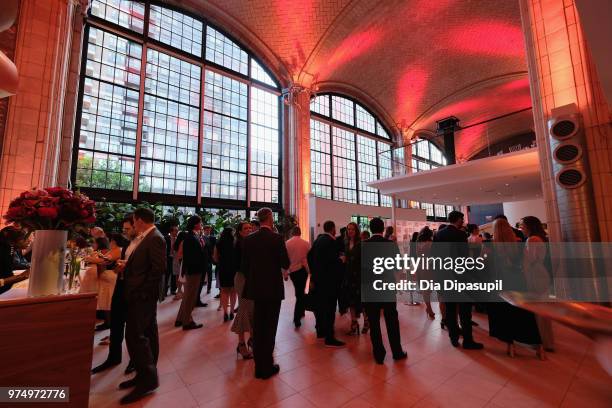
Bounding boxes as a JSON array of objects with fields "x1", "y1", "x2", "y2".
[
  {"x1": 76, "y1": 156, "x2": 134, "y2": 191},
  {"x1": 94, "y1": 200, "x2": 256, "y2": 235}
]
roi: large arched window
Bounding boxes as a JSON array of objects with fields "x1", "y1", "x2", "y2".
[
  {"x1": 409, "y1": 138, "x2": 454, "y2": 220},
  {"x1": 73, "y1": 0, "x2": 282, "y2": 213},
  {"x1": 309, "y1": 93, "x2": 393, "y2": 207}
]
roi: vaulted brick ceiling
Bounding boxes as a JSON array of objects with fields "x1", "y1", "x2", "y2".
[{"x1": 174, "y1": 0, "x2": 533, "y2": 156}]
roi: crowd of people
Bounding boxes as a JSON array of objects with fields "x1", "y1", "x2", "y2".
[{"x1": 0, "y1": 206, "x2": 555, "y2": 405}]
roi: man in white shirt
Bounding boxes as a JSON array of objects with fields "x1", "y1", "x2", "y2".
[{"x1": 284, "y1": 226, "x2": 311, "y2": 328}]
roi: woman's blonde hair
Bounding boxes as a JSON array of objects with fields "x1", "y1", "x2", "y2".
[{"x1": 493, "y1": 218, "x2": 516, "y2": 243}]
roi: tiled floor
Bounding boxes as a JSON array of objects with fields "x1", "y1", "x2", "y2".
[{"x1": 89, "y1": 282, "x2": 611, "y2": 407}]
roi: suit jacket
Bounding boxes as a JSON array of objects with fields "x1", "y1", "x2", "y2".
[
  {"x1": 361, "y1": 234, "x2": 400, "y2": 303},
  {"x1": 123, "y1": 227, "x2": 167, "y2": 301},
  {"x1": 308, "y1": 234, "x2": 344, "y2": 295},
  {"x1": 182, "y1": 231, "x2": 209, "y2": 276},
  {"x1": 241, "y1": 227, "x2": 290, "y2": 302}
]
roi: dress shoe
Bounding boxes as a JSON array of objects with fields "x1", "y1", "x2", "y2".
[
  {"x1": 118, "y1": 378, "x2": 138, "y2": 389},
  {"x1": 375, "y1": 358, "x2": 385, "y2": 365},
  {"x1": 119, "y1": 384, "x2": 158, "y2": 405},
  {"x1": 124, "y1": 361, "x2": 135, "y2": 375},
  {"x1": 256, "y1": 364, "x2": 280, "y2": 379},
  {"x1": 92, "y1": 360, "x2": 120, "y2": 374},
  {"x1": 393, "y1": 351, "x2": 408, "y2": 361},
  {"x1": 196, "y1": 302, "x2": 208, "y2": 307},
  {"x1": 324, "y1": 338, "x2": 346, "y2": 347},
  {"x1": 174, "y1": 321, "x2": 182, "y2": 327},
  {"x1": 183, "y1": 322, "x2": 203, "y2": 330},
  {"x1": 214, "y1": 294, "x2": 220, "y2": 299},
  {"x1": 462, "y1": 341, "x2": 484, "y2": 350},
  {"x1": 294, "y1": 321, "x2": 301, "y2": 328},
  {"x1": 450, "y1": 338, "x2": 460, "y2": 347},
  {"x1": 316, "y1": 332, "x2": 325, "y2": 339}
]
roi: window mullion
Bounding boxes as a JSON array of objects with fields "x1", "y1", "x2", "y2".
[
  {"x1": 197, "y1": 66, "x2": 205, "y2": 205},
  {"x1": 132, "y1": 43, "x2": 148, "y2": 200}
]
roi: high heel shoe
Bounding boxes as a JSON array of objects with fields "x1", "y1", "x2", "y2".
[
  {"x1": 536, "y1": 345, "x2": 547, "y2": 361},
  {"x1": 361, "y1": 319, "x2": 370, "y2": 334},
  {"x1": 223, "y1": 313, "x2": 229, "y2": 322},
  {"x1": 346, "y1": 320, "x2": 359, "y2": 336},
  {"x1": 426, "y1": 309, "x2": 435, "y2": 320},
  {"x1": 236, "y1": 342, "x2": 253, "y2": 359},
  {"x1": 506, "y1": 343, "x2": 515, "y2": 358}
]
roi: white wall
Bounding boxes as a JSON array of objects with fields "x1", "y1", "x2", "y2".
[
  {"x1": 502, "y1": 198, "x2": 547, "y2": 226},
  {"x1": 308, "y1": 195, "x2": 428, "y2": 240}
]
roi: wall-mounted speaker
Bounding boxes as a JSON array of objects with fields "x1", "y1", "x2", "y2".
[{"x1": 547, "y1": 103, "x2": 599, "y2": 242}]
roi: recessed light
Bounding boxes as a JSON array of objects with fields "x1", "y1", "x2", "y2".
[{"x1": 505, "y1": 183, "x2": 510, "y2": 187}]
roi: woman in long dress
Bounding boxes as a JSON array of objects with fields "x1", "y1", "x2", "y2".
[
  {"x1": 230, "y1": 222, "x2": 254, "y2": 359},
  {"x1": 487, "y1": 218, "x2": 545, "y2": 359},
  {"x1": 214, "y1": 227, "x2": 238, "y2": 322},
  {"x1": 520, "y1": 216, "x2": 555, "y2": 352},
  {"x1": 344, "y1": 222, "x2": 369, "y2": 335},
  {"x1": 86, "y1": 236, "x2": 121, "y2": 332},
  {"x1": 416, "y1": 226, "x2": 436, "y2": 319}
]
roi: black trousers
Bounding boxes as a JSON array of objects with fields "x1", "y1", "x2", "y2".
[
  {"x1": 315, "y1": 292, "x2": 337, "y2": 341},
  {"x1": 125, "y1": 294, "x2": 159, "y2": 387},
  {"x1": 108, "y1": 279, "x2": 127, "y2": 363},
  {"x1": 445, "y1": 302, "x2": 474, "y2": 342},
  {"x1": 289, "y1": 268, "x2": 308, "y2": 324},
  {"x1": 162, "y1": 256, "x2": 175, "y2": 296},
  {"x1": 364, "y1": 302, "x2": 403, "y2": 361},
  {"x1": 252, "y1": 300, "x2": 281, "y2": 376},
  {"x1": 206, "y1": 265, "x2": 213, "y2": 293}
]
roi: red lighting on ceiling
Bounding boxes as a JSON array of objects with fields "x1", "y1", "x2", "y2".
[
  {"x1": 446, "y1": 21, "x2": 525, "y2": 57},
  {"x1": 317, "y1": 28, "x2": 383, "y2": 78},
  {"x1": 397, "y1": 66, "x2": 430, "y2": 127}
]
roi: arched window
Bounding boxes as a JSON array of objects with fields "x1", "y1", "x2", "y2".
[
  {"x1": 410, "y1": 138, "x2": 454, "y2": 220},
  {"x1": 309, "y1": 93, "x2": 393, "y2": 207},
  {"x1": 73, "y1": 0, "x2": 282, "y2": 213}
]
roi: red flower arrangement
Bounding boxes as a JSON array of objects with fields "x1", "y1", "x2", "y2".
[{"x1": 4, "y1": 187, "x2": 96, "y2": 231}]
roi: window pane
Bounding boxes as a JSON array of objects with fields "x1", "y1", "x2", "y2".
[
  {"x1": 250, "y1": 87, "x2": 279, "y2": 203},
  {"x1": 377, "y1": 141, "x2": 392, "y2": 178},
  {"x1": 331, "y1": 95, "x2": 354, "y2": 126},
  {"x1": 205, "y1": 27, "x2": 248, "y2": 75},
  {"x1": 90, "y1": 0, "x2": 145, "y2": 34},
  {"x1": 148, "y1": 5, "x2": 203, "y2": 57},
  {"x1": 416, "y1": 139, "x2": 430, "y2": 159},
  {"x1": 332, "y1": 127, "x2": 356, "y2": 203},
  {"x1": 85, "y1": 27, "x2": 142, "y2": 89},
  {"x1": 356, "y1": 104, "x2": 375, "y2": 133},
  {"x1": 77, "y1": 27, "x2": 141, "y2": 191},
  {"x1": 203, "y1": 70, "x2": 248, "y2": 120},
  {"x1": 310, "y1": 119, "x2": 332, "y2": 199},
  {"x1": 310, "y1": 95, "x2": 329, "y2": 117},
  {"x1": 357, "y1": 135, "x2": 378, "y2": 206},
  {"x1": 377, "y1": 121, "x2": 390, "y2": 139},
  {"x1": 139, "y1": 50, "x2": 200, "y2": 196},
  {"x1": 250, "y1": 58, "x2": 277, "y2": 87}
]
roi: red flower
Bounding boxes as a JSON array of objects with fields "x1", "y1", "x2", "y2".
[{"x1": 38, "y1": 207, "x2": 59, "y2": 218}]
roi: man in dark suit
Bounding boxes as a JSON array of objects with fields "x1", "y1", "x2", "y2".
[
  {"x1": 362, "y1": 217, "x2": 407, "y2": 364},
  {"x1": 92, "y1": 215, "x2": 137, "y2": 375},
  {"x1": 308, "y1": 220, "x2": 345, "y2": 347},
  {"x1": 175, "y1": 215, "x2": 209, "y2": 330},
  {"x1": 118, "y1": 208, "x2": 166, "y2": 404},
  {"x1": 434, "y1": 210, "x2": 483, "y2": 350},
  {"x1": 242, "y1": 208, "x2": 290, "y2": 379}
]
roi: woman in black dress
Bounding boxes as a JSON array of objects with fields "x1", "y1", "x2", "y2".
[
  {"x1": 487, "y1": 218, "x2": 543, "y2": 358},
  {"x1": 344, "y1": 222, "x2": 369, "y2": 335},
  {"x1": 214, "y1": 227, "x2": 237, "y2": 322}
]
